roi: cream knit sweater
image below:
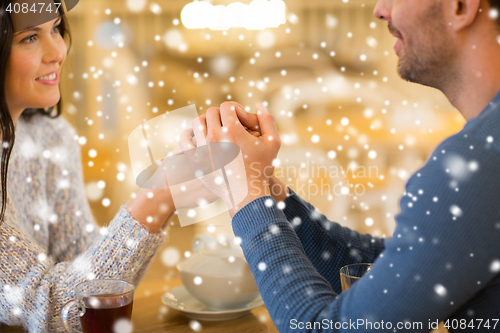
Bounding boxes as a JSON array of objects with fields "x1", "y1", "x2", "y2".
[{"x1": 0, "y1": 113, "x2": 167, "y2": 332}]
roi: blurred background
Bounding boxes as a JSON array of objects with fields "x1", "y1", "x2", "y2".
[{"x1": 59, "y1": 0, "x2": 466, "y2": 282}]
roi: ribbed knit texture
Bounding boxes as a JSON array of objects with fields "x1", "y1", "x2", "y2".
[
  {"x1": 232, "y1": 90, "x2": 500, "y2": 332},
  {"x1": 0, "y1": 113, "x2": 167, "y2": 332}
]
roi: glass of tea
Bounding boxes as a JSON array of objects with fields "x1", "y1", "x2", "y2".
[
  {"x1": 340, "y1": 263, "x2": 372, "y2": 291},
  {"x1": 61, "y1": 279, "x2": 135, "y2": 333}
]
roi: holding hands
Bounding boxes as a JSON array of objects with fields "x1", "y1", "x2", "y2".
[
  {"x1": 127, "y1": 101, "x2": 288, "y2": 232},
  {"x1": 178, "y1": 101, "x2": 282, "y2": 217}
]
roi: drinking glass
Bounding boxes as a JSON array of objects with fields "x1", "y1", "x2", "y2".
[
  {"x1": 61, "y1": 279, "x2": 135, "y2": 333},
  {"x1": 340, "y1": 263, "x2": 372, "y2": 291}
]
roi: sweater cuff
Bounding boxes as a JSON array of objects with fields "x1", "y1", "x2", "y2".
[
  {"x1": 232, "y1": 196, "x2": 289, "y2": 236},
  {"x1": 282, "y1": 187, "x2": 310, "y2": 230},
  {"x1": 106, "y1": 204, "x2": 168, "y2": 252}
]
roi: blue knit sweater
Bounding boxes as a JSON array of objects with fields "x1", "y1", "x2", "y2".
[{"x1": 232, "y1": 90, "x2": 500, "y2": 332}]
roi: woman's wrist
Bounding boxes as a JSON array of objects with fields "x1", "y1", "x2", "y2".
[{"x1": 127, "y1": 188, "x2": 176, "y2": 234}]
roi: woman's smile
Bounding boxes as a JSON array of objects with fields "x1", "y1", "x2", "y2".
[{"x1": 34, "y1": 71, "x2": 59, "y2": 85}]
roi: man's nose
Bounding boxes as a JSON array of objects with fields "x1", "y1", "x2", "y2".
[{"x1": 373, "y1": 0, "x2": 391, "y2": 21}]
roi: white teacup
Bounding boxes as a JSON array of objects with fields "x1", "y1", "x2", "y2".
[{"x1": 177, "y1": 233, "x2": 260, "y2": 310}]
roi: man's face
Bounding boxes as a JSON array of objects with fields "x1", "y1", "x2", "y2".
[{"x1": 374, "y1": 0, "x2": 457, "y2": 88}]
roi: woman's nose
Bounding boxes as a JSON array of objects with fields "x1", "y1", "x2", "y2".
[{"x1": 42, "y1": 37, "x2": 64, "y2": 64}]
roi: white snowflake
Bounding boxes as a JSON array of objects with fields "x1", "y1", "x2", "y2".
[
  {"x1": 3, "y1": 285, "x2": 24, "y2": 306},
  {"x1": 113, "y1": 318, "x2": 133, "y2": 333},
  {"x1": 35, "y1": 199, "x2": 54, "y2": 224},
  {"x1": 19, "y1": 138, "x2": 39, "y2": 159},
  {"x1": 434, "y1": 284, "x2": 447, "y2": 296},
  {"x1": 443, "y1": 154, "x2": 472, "y2": 181},
  {"x1": 125, "y1": 239, "x2": 137, "y2": 248},
  {"x1": 490, "y1": 260, "x2": 500, "y2": 273},
  {"x1": 310, "y1": 210, "x2": 321, "y2": 220},
  {"x1": 49, "y1": 146, "x2": 69, "y2": 165},
  {"x1": 189, "y1": 320, "x2": 202, "y2": 332},
  {"x1": 291, "y1": 217, "x2": 301, "y2": 227},
  {"x1": 57, "y1": 178, "x2": 71, "y2": 190},
  {"x1": 269, "y1": 224, "x2": 280, "y2": 234},
  {"x1": 450, "y1": 205, "x2": 463, "y2": 217},
  {"x1": 161, "y1": 247, "x2": 180, "y2": 267}
]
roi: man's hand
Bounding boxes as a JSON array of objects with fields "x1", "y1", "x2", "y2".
[
  {"x1": 192, "y1": 101, "x2": 281, "y2": 217},
  {"x1": 224, "y1": 104, "x2": 290, "y2": 204}
]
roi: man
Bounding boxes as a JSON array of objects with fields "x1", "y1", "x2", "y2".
[{"x1": 188, "y1": 0, "x2": 500, "y2": 331}]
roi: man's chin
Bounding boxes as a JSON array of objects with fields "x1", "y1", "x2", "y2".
[
  {"x1": 397, "y1": 59, "x2": 415, "y2": 83},
  {"x1": 397, "y1": 63, "x2": 437, "y2": 88}
]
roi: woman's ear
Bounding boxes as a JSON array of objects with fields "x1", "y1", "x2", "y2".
[{"x1": 449, "y1": 0, "x2": 481, "y2": 32}]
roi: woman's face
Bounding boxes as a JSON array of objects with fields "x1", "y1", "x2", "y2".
[{"x1": 5, "y1": 16, "x2": 66, "y2": 117}]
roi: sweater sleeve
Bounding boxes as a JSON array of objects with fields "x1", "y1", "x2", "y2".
[
  {"x1": 0, "y1": 117, "x2": 168, "y2": 332},
  {"x1": 44, "y1": 116, "x2": 102, "y2": 262},
  {"x1": 0, "y1": 198, "x2": 167, "y2": 332},
  {"x1": 281, "y1": 188, "x2": 385, "y2": 293},
  {"x1": 232, "y1": 133, "x2": 500, "y2": 332}
]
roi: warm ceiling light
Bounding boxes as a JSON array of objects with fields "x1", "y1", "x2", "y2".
[{"x1": 181, "y1": 0, "x2": 286, "y2": 30}]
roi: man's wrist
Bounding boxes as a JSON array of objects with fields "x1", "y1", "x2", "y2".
[
  {"x1": 228, "y1": 182, "x2": 270, "y2": 218},
  {"x1": 269, "y1": 176, "x2": 289, "y2": 202}
]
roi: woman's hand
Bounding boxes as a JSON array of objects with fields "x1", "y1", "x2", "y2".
[
  {"x1": 167, "y1": 122, "x2": 225, "y2": 208},
  {"x1": 126, "y1": 130, "x2": 215, "y2": 233},
  {"x1": 126, "y1": 185, "x2": 175, "y2": 234},
  {"x1": 128, "y1": 130, "x2": 234, "y2": 233}
]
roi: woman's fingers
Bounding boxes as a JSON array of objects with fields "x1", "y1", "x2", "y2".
[
  {"x1": 194, "y1": 102, "x2": 264, "y2": 144},
  {"x1": 246, "y1": 128, "x2": 261, "y2": 137},
  {"x1": 192, "y1": 115, "x2": 207, "y2": 146},
  {"x1": 179, "y1": 128, "x2": 195, "y2": 151},
  {"x1": 250, "y1": 131, "x2": 261, "y2": 137},
  {"x1": 206, "y1": 107, "x2": 222, "y2": 137}
]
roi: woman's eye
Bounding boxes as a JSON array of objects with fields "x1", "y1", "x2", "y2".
[
  {"x1": 52, "y1": 25, "x2": 60, "y2": 33},
  {"x1": 22, "y1": 34, "x2": 37, "y2": 43}
]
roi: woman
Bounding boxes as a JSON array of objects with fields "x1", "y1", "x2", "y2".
[{"x1": 0, "y1": 2, "x2": 177, "y2": 331}]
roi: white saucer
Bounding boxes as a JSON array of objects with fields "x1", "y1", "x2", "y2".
[{"x1": 161, "y1": 286, "x2": 264, "y2": 321}]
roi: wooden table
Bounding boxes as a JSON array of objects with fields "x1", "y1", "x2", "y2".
[
  {"x1": 1, "y1": 278, "x2": 278, "y2": 333},
  {"x1": 130, "y1": 278, "x2": 278, "y2": 332},
  {"x1": 2, "y1": 278, "x2": 448, "y2": 332}
]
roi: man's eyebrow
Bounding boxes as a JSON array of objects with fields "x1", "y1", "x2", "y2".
[{"x1": 14, "y1": 17, "x2": 62, "y2": 36}]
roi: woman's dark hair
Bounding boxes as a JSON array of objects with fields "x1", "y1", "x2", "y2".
[{"x1": 0, "y1": 0, "x2": 72, "y2": 223}]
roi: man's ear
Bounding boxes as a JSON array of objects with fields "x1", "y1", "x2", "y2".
[{"x1": 449, "y1": 0, "x2": 481, "y2": 32}]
